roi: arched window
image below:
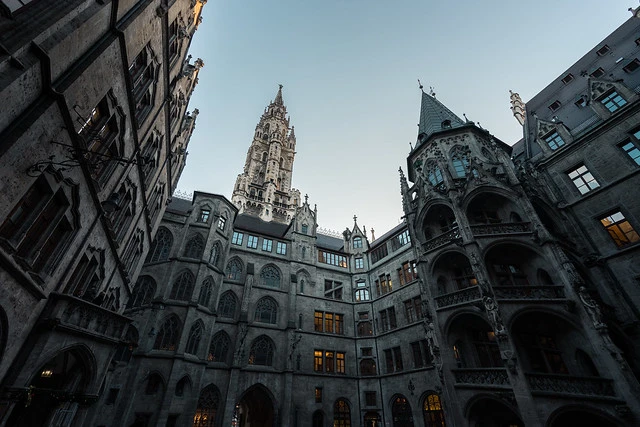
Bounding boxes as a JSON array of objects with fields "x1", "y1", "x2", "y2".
[
  {"x1": 175, "y1": 376, "x2": 190, "y2": 397},
  {"x1": 260, "y1": 265, "x2": 281, "y2": 288},
  {"x1": 208, "y1": 331, "x2": 231, "y2": 364},
  {"x1": 185, "y1": 321, "x2": 204, "y2": 355},
  {"x1": 146, "y1": 226, "x2": 172, "y2": 263},
  {"x1": 193, "y1": 385, "x2": 220, "y2": 427},
  {"x1": 128, "y1": 276, "x2": 156, "y2": 308},
  {"x1": 423, "y1": 393, "x2": 446, "y2": 427},
  {"x1": 113, "y1": 326, "x2": 138, "y2": 363},
  {"x1": 170, "y1": 270, "x2": 195, "y2": 301},
  {"x1": 333, "y1": 399, "x2": 351, "y2": 427},
  {"x1": 198, "y1": 278, "x2": 214, "y2": 307},
  {"x1": 184, "y1": 234, "x2": 205, "y2": 259},
  {"x1": 312, "y1": 411, "x2": 324, "y2": 427},
  {"x1": 145, "y1": 373, "x2": 164, "y2": 395},
  {"x1": 392, "y1": 395, "x2": 414, "y2": 427},
  {"x1": 248, "y1": 335, "x2": 274, "y2": 366},
  {"x1": 451, "y1": 147, "x2": 469, "y2": 178},
  {"x1": 218, "y1": 291, "x2": 237, "y2": 318},
  {"x1": 262, "y1": 152, "x2": 268, "y2": 162},
  {"x1": 209, "y1": 241, "x2": 221, "y2": 266},
  {"x1": 225, "y1": 258, "x2": 243, "y2": 281},
  {"x1": 154, "y1": 315, "x2": 180, "y2": 351},
  {"x1": 353, "y1": 236, "x2": 363, "y2": 248},
  {"x1": 254, "y1": 297, "x2": 277, "y2": 324},
  {"x1": 425, "y1": 161, "x2": 444, "y2": 186}
]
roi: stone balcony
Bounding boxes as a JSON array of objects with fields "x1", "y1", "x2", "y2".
[
  {"x1": 423, "y1": 227, "x2": 461, "y2": 253},
  {"x1": 452, "y1": 368, "x2": 511, "y2": 388},
  {"x1": 41, "y1": 292, "x2": 130, "y2": 343},
  {"x1": 493, "y1": 285, "x2": 566, "y2": 301},
  {"x1": 526, "y1": 373, "x2": 615, "y2": 398},
  {"x1": 470, "y1": 222, "x2": 531, "y2": 237},
  {"x1": 434, "y1": 286, "x2": 482, "y2": 310}
]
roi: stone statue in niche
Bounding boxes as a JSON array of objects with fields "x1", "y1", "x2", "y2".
[
  {"x1": 423, "y1": 320, "x2": 440, "y2": 358},
  {"x1": 483, "y1": 296, "x2": 506, "y2": 337},
  {"x1": 578, "y1": 287, "x2": 605, "y2": 328}
]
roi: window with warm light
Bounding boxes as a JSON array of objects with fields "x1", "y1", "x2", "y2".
[{"x1": 599, "y1": 211, "x2": 640, "y2": 247}]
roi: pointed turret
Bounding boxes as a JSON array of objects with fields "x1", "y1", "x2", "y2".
[{"x1": 417, "y1": 91, "x2": 466, "y2": 144}]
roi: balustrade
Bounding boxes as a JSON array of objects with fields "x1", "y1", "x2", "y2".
[
  {"x1": 44, "y1": 293, "x2": 130, "y2": 341},
  {"x1": 470, "y1": 222, "x2": 531, "y2": 236},
  {"x1": 493, "y1": 285, "x2": 565, "y2": 300},
  {"x1": 526, "y1": 373, "x2": 615, "y2": 397},
  {"x1": 423, "y1": 227, "x2": 460, "y2": 252},
  {"x1": 434, "y1": 285, "x2": 481, "y2": 309},
  {"x1": 453, "y1": 368, "x2": 510, "y2": 386}
]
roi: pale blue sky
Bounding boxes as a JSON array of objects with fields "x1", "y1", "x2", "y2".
[{"x1": 179, "y1": 1, "x2": 633, "y2": 236}]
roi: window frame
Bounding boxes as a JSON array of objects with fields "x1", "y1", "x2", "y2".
[
  {"x1": 231, "y1": 232, "x2": 244, "y2": 246},
  {"x1": 567, "y1": 164, "x2": 600, "y2": 195},
  {"x1": 599, "y1": 210, "x2": 640, "y2": 248}
]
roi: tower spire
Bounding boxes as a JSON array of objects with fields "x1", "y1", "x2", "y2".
[
  {"x1": 274, "y1": 84, "x2": 284, "y2": 106},
  {"x1": 417, "y1": 90, "x2": 466, "y2": 144}
]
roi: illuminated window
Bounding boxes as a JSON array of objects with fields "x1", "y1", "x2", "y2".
[
  {"x1": 318, "y1": 249, "x2": 347, "y2": 267},
  {"x1": 314, "y1": 349, "x2": 345, "y2": 374},
  {"x1": 355, "y1": 257, "x2": 364, "y2": 269},
  {"x1": 315, "y1": 387, "x2": 323, "y2": 403},
  {"x1": 354, "y1": 281, "x2": 370, "y2": 301},
  {"x1": 567, "y1": 164, "x2": 600, "y2": 195},
  {"x1": 600, "y1": 211, "x2": 640, "y2": 248},
  {"x1": 314, "y1": 311, "x2": 343, "y2": 334},
  {"x1": 398, "y1": 260, "x2": 418, "y2": 285},
  {"x1": 543, "y1": 131, "x2": 565, "y2": 151},
  {"x1": 333, "y1": 399, "x2": 351, "y2": 427},
  {"x1": 198, "y1": 209, "x2": 210, "y2": 223},
  {"x1": 217, "y1": 217, "x2": 226, "y2": 231},
  {"x1": 423, "y1": 394, "x2": 445, "y2": 427},
  {"x1": 375, "y1": 273, "x2": 393, "y2": 296},
  {"x1": 599, "y1": 90, "x2": 627, "y2": 113}
]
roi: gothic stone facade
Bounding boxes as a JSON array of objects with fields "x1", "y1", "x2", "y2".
[{"x1": 0, "y1": 0, "x2": 205, "y2": 425}]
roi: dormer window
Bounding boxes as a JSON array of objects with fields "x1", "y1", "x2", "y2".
[
  {"x1": 599, "y1": 90, "x2": 627, "y2": 113},
  {"x1": 353, "y1": 236, "x2": 363, "y2": 249},
  {"x1": 543, "y1": 131, "x2": 565, "y2": 151},
  {"x1": 301, "y1": 224, "x2": 308, "y2": 234},
  {"x1": 441, "y1": 120, "x2": 452, "y2": 129},
  {"x1": 198, "y1": 209, "x2": 210, "y2": 223}
]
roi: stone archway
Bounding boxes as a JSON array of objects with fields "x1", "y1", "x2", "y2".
[
  {"x1": 467, "y1": 397, "x2": 523, "y2": 427},
  {"x1": 391, "y1": 394, "x2": 415, "y2": 427},
  {"x1": 234, "y1": 385, "x2": 276, "y2": 427},
  {"x1": 5, "y1": 346, "x2": 93, "y2": 426}
]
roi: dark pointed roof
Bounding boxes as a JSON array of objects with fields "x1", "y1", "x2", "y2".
[{"x1": 418, "y1": 91, "x2": 465, "y2": 141}]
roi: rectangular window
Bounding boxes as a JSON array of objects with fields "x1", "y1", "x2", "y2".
[
  {"x1": 231, "y1": 232, "x2": 243, "y2": 245},
  {"x1": 168, "y1": 19, "x2": 180, "y2": 63},
  {"x1": 78, "y1": 96, "x2": 120, "y2": 184},
  {"x1": 315, "y1": 387, "x2": 322, "y2": 403},
  {"x1": 590, "y1": 67, "x2": 605, "y2": 78},
  {"x1": 623, "y1": 58, "x2": 640, "y2": 73},
  {"x1": 544, "y1": 131, "x2": 565, "y2": 151},
  {"x1": 596, "y1": 45, "x2": 610, "y2": 56},
  {"x1": 411, "y1": 340, "x2": 432, "y2": 368},
  {"x1": 567, "y1": 164, "x2": 600, "y2": 194},
  {"x1": 370, "y1": 244, "x2": 388, "y2": 264},
  {"x1": 384, "y1": 349, "x2": 394, "y2": 373},
  {"x1": 561, "y1": 73, "x2": 574, "y2": 84},
  {"x1": 324, "y1": 313, "x2": 333, "y2": 333},
  {"x1": 599, "y1": 211, "x2": 640, "y2": 248},
  {"x1": 393, "y1": 347, "x2": 404, "y2": 371},
  {"x1": 335, "y1": 314, "x2": 344, "y2": 334},
  {"x1": 276, "y1": 241, "x2": 287, "y2": 255},
  {"x1": 355, "y1": 257, "x2": 364, "y2": 269},
  {"x1": 376, "y1": 273, "x2": 393, "y2": 296},
  {"x1": 621, "y1": 141, "x2": 640, "y2": 165},
  {"x1": 599, "y1": 90, "x2": 627, "y2": 113},
  {"x1": 317, "y1": 249, "x2": 348, "y2": 268},
  {"x1": 247, "y1": 235, "x2": 258, "y2": 249},
  {"x1": 336, "y1": 352, "x2": 345, "y2": 374},
  {"x1": 384, "y1": 347, "x2": 403, "y2": 373},
  {"x1": 325, "y1": 351, "x2": 334, "y2": 373},
  {"x1": 198, "y1": 209, "x2": 210, "y2": 223},
  {"x1": 404, "y1": 296, "x2": 422, "y2": 324},
  {"x1": 324, "y1": 280, "x2": 343, "y2": 300},
  {"x1": 365, "y1": 391, "x2": 376, "y2": 406},
  {"x1": 314, "y1": 350, "x2": 323, "y2": 372},
  {"x1": 548, "y1": 100, "x2": 562, "y2": 112},
  {"x1": 399, "y1": 260, "x2": 419, "y2": 285},
  {"x1": 262, "y1": 238, "x2": 273, "y2": 252},
  {"x1": 314, "y1": 311, "x2": 323, "y2": 332},
  {"x1": 129, "y1": 45, "x2": 155, "y2": 125},
  {"x1": 379, "y1": 307, "x2": 397, "y2": 332},
  {"x1": 217, "y1": 217, "x2": 226, "y2": 231},
  {"x1": 391, "y1": 230, "x2": 411, "y2": 251},
  {"x1": 353, "y1": 236, "x2": 363, "y2": 248}
]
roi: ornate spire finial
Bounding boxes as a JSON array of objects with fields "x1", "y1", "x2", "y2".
[
  {"x1": 418, "y1": 79, "x2": 424, "y2": 91},
  {"x1": 274, "y1": 84, "x2": 284, "y2": 105},
  {"x1": 304, "y1": 194, "x2": 308, "y2": 204},
  {"x1": 353, "y1": 215, "x2": 357, "y2": 225},
  {"x1": 429, "y1": 86, "x2": 436, "y2": 97},
  {"x1": 371, "y1": 228, "x2": 376, "y2": 241},
  {"x1": 509, "y1": 90, "x2": 526, "y2": 126}
]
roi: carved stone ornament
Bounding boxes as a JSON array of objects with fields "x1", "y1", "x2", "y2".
[
  {"x1": 578, "y1": 286, "x2": 605, "y2": 328},
  {"x1": 483, "y1": 296, "x2": 507, "y2": 338}
]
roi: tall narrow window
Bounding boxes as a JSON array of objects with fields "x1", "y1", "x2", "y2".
[
  {"x1": 333, "y1": 399, "x2": 351, "y2": 427},
  {"x1": 217, "y1": 291, "x2": 237, "y2": 318},
  {"x1": 128, "y1": 276, "x2": 156, "y2": 308},
  {"x1": 170, "y1": 270, "x2": 195, "y2": 301},
  {"x1": 0, "y1": 174, "x2": 78, "y2": 274},
  {"x1": 423, "y1": 394, "x2": 446, "y2": 427},
  {"x1": 129, "y1": 44, "x2": 157, "y2": 125},
  {"x1": 599, "y1": 211, "x2": 640, "y2": 248},
  {"x1": 198, "y1": 278, "x2": 213, "y2": 307},
  {"x1": 168, "y1": 18, "x2": 181, "y2": 63},
  {"x1": 353, "y1": 236, "x2": 363, "y2": 248},
  {"x1": 185, "y1": 321, "x2": 203, "y2": 355},
  {"x1": 193, "y1": 385, "x2": 220, "y2": 427},
  {"x1": 225, "y1": 258, "x2": 243, "y2": 281},
  {"x1": 154, "y1": 316, "x2": 180, "y2": 351},
  {"x1": 260, "y1": 265, "x2": 281, "y2": 288},
  {"x1": 450, "y1": 147, "x2": 469, "y2": 178},
  {"x1": 208, "y1": 331, "x2": 231, "y2": 363},
  {"x1": 231, "y1": 232, "x2": 243, "y2": 246},
  {"x1": 248, "y1": 335, "x2": 274, "y2": 366},
  {"x1": 254, "y1": 297, "x2": 277, "y2": 324}
]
